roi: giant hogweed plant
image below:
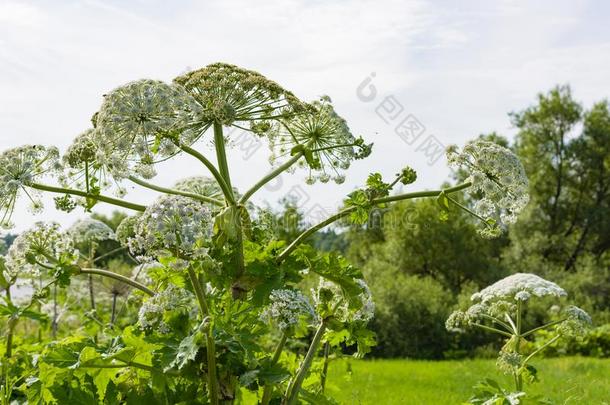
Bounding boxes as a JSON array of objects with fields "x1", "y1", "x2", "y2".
[
  {"x1": 0, "y1": 63, "x2": 529, "y2": 404},
  {"x1": 447, "y1": 273, "x2": 592, "y2": 404}
]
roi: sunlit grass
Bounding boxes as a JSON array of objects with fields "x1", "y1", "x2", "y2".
[{"x1": 325, "y1": 357, "x2": 610, "y2": 404}]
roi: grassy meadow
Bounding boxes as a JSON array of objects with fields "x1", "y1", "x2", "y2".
[{"x1": 324, "y1": 357, "x2": 610, "y2": 404}]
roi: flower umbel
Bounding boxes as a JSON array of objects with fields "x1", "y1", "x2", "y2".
[
  {"x1": 173, "y1": 176, "x2": 240, "y2": 203},
  {"x1": 127, "y1": 195, "x2": 213, "y2": 260},
  {"x1": 447, "y1": 140, "x2": 529, "y2": 237},
  {"x1": 260, "y1": 289, "x2": 316, "y2": 331},
  {"x1": 67, "y1": 218, "x2": 116, "y2": 247},
  {"x1": 4, "y1": 222, "x2": 78, "y2": 281},
  {"x1": 95, "y1": 79, "x2": 200, "y2": 180},
  {"x1": 312, "y1": 278, "x2": 375, "y2": 323},
  {"x1": 138, "y1": 285, "x2": 195, "y2": 333},
  {"x1": 0, "y1": 145, "x2": 61, "y2": 228},
  {"x1": 471, "y1": 273, "x2": 566, "y2": 303},
  {"x1": 446, "y1": 272, "x2": 591, "y2": 399},
  {"x1": 269, "y1": 96, "x2": 371, "y2": 184},
  {"x1": 61, "y1": 128, "x2": 123, "y2": 195},
  {"x1": 174, "y1": 62, "x2": 306, "y2": 134}
]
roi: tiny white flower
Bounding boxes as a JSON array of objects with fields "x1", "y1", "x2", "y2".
[
  {"x1": 67, "y1": 218, "x2": 116, "y2": 246},
  {"x1": 4, "y1": 222, "x2": 78, "y2": 282},
  {"x1": 260, "y1": 289, "x2": 316, "y2": 331},
  {"x1": 127, "y1": 195, "x2": 213, "y2": 260},
  {"x1": 446, "y1": 140, "x2": 529, "y2": 237},
  {"x1": 138, "y1": 285, "x2": 195, "y2": 333},
  {"x1": 471, "y1": 273, "x2": 565, "y2": 303}
]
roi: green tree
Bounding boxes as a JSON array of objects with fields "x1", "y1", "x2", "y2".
[
  {"x1": 507, "y1": 86, "x2": 610, "y2": 270},
  {"x1": 350, "y1": 198, "x2": 507, "y2": 293}
]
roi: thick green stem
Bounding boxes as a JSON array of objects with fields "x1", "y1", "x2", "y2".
[
  {"x1": 178, "y1": 143, "x2": 235, "y2": 205},
  {"x1": 212, "y1": 122, "x2": 246, "y2": 284},
  {"x1": 92, "y1": 246, "x2": 128, "y2": 264},
  {"x1": 5, "y1": 318, "x2": 16, "y2": 359},
  {"x1": 110, "y1": 293, "x2": 118, "y2": 325},
  {"x1": 79, "y1": 268, "x2": 154, "y2": 296},
  {"x1": 187, "y1": 268, "x2": 219, "y2": 405},
  {"x1": 128, "y1": 176, "x2": 224, "y2": 206},
  {"x1": 88, "y1": 273, "x2": 96, "y2": 311},
  {"x1": 277, "y1": 182, "x2": 472, "y2": 262},
  {"x1": 239, "y1": 152, "x2": 303, "y2": 204},
  {"x1": 78, "y1": 360, "x2": 179, "y2": 375},
  {"x1": 213, "y1": 122, "x2": 234, "y2": 194},
  {"x1": 515, "y1": 300, "x2": 523, "y2": 391},
  {"x1": 320, "y1": 342, "x2": 330, "y2": 393},
  {"x1": 371, "y1": 182, "x2": 471, "y2": 204},
  {"x1": 261, "y1": 333, "x2": 289, "y2": 405},
  {"x1": 52, "y1": 284, "x2": 58, "y2": 338},
  {"x1": 30, "y1": 183, "x2": 146, "y2": 211},
  {"x1": 284, "y1": 320, "x2": 327, "y2": 405}
]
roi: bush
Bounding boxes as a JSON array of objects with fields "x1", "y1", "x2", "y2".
[
  {"x1": 365, "y1": 265, "x2": 452, "y2": 358},
  {"x1": 535, "y1": 324, "x2": 610, "y2": 358}
]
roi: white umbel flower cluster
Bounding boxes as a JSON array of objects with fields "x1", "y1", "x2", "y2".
[
  {"x1": 558, "y1": 305, "x2": 593, "y2": 337},
  {"x1": 60, "y1": 129, "x2": 124, "y2": 195},
  {"x1": 173, "y1": 176, "x2": 240, "y2": 202},
  {"x1": 446, "y1": 140, "x2": 529, "y2": 237},
  {"x1": 173, "y1": 62, "x2": 306, "y2": 131},
  {"x1": 4, "y1": 222, "x2": 78, "y2": 281},
  {"x1": 312, "y1": 278, "x2": 375, "y2": 323},
  {"x1": 67, "y1": 218, "x2": 116, "y2": 246},
  {"x1": 0, "y1": 145, "x2": 62, "y2": 228},
  {"x1": 127, "y1": 194, "x2": 213, "y2": 260},
  {"x1": 446, "y1": 273, "x2": 591, "y2": 339},
  {"x1": 260, "y1": 289, "x2": 316, "y2": 331},
  {"x1": 138, "y1": 285, "x2": 195, "y2": 333},
  {"x1": 269, "y1": 97, "x2": 368, "y2": 184},
  {"x1": 174, "y1": 176, "x2": 224, "y2": 199},
  {"x1": 471, "y1": 273, "x2": 566, "y2": 303},
  {"x1": 94, "y1": 79, "x2": 200, "y2": 180}
]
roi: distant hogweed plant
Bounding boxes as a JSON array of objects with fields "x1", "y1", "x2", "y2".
[
  {"x1": 447, "y1": 273, "x2": 592, "y2": 404},
  {"x1": 0, "y1": 62, "x2": 531, "y2": 404}
]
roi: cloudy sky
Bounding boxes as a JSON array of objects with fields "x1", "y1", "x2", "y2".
[{"x1": 1, "y1": 0, "x2": 609, "y2": 231}]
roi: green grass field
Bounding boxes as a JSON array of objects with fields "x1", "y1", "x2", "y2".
[{"x1": 324, "y1": 357, "x2": 610, "y2": 404}]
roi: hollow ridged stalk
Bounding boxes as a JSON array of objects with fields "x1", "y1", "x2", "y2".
[
  {"x1": 187, "y1": 268, "x2": 219, "y2": 405},
  {"x1": 80, "y1": 268, "x2": 154, "y2": 296},
  {"x1": 320, "y1": 342, "x2": 330, "y2": 393},
  {"x1": 213, "y1": 122, "x2": 245, "y2": 283},
  {"x1": 515, "y1": 300, "x2": 523, "y2": 391},
  {"x1": 261, "y1": 333, "x2": 289, "y2": 405},
  {"x1": 213, "y1": 122, "x2": 233, "y2": 193},
  {"x1": 239, "y1": 152, "x2": 304, "y2": 204},
  {"x1": 284, "y1": 320, "x2": 327, "y2": 405},
  {"x1": 276, "y1": 182, "x2": 472, "y2": 262},
  {"x1": 30, "y1": 183, "x2": 146, "y2": 211}
]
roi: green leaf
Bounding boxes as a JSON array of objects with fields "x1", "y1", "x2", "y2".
[
  {"x1": 167, "y1": 332, "x2": 203, "y2": 371},
  {"x1": 257, "y1": 360, "x2": 291, "y2": 385},
  {"x1": 436, "y1": 191, "x2": 450, "y2": 221},
  {"x1": 238, "y1": 370, "x2": 259, "y2": 388},
  {"x1": 75, "y1": 347, "x2": 116, "y2": 402},
  {"x1": 296, "y1": 249, "x2": 363, "y2": 310},
  {"x1": 0, "y1": 257, "x2": 9, "y2": 288},
  {"x1": 120, "y1": 326, "x2": 162, "y2": 367}
]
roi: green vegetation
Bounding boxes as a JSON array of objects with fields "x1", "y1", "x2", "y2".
[
  {"x1": 337, "y1": 85, "x2": 610, "y2": 360},
  {"x1": 326, "y1": 358, "x2": 610, "y2": 404}
]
